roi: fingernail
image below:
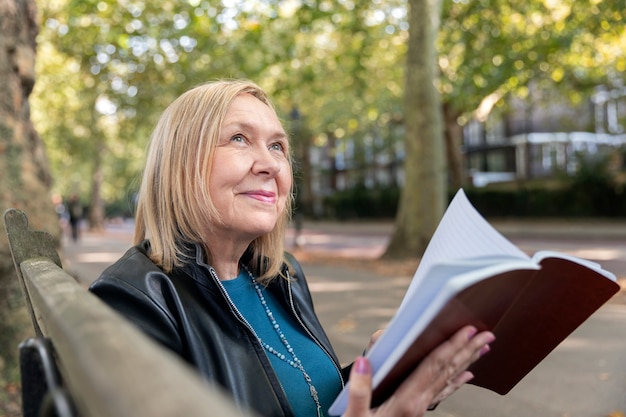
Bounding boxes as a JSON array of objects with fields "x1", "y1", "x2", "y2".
[
  {"x1": 354, "y1": 356, "x2": 371, "y2": 375},
  {"x1": 480, "y1": 344, "x2": 491, "y2": 357},
  {"x1": 467, "y1": 327, "x2": 477, "y2": 340}
]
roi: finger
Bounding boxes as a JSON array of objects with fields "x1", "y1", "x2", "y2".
[
  {"x1": 366, "y1": 329, "x2": 385, "y2": 352},
  {"x1": 448, "y1": 369, "x2": 475, "y2": 390},
  {"x1": 390, "y1": 327, "x2": 494, "y2": 408},
  {"x1": 446, "y1": 326, "x2": 495, "y2": 370},
  {"x1": 343, "y1": 357, "x2": 373, "y2": 417},
  {"x1": 428, "y1": 330, "x2": 494, "y2": 405},
  {"x1": 431, "y1": 370, "x2": 474, "y2": 404},
  {"x1": 426, "y1": 328, "x2": 494, "y2": 403}
]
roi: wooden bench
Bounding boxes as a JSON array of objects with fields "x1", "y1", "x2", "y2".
[{"x1": 4, "y1": 208, "x2": 256, "y2": 417}]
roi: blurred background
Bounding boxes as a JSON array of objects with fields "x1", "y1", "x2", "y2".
[
  {"x1": 1, "y1": 0, "x2": 625, "y2": 414},
  {"x1": 28, "y1": 0, "x2": 626, "y2": 228}
]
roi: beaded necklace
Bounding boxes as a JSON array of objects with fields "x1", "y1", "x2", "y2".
[{"x1": 244, "y1": 266, "x2": 325, "y2": 417}]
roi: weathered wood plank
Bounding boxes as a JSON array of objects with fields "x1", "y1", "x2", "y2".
[
  {"x1": 20, "y1": 257, "x2": 255, "y2": 417},
  {"x1": 3, "y1": 207, "x2": 59, "y2": 337},
  {"x1": 5, "y1": 208, "x2": 255, "y2": 417},
  {"x1": 4, "y1": 208, "x2": 61, "y2": 268}
]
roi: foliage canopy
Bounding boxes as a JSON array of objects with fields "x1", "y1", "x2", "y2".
[{"x1": 31, "y1": 0, "x2": 624, "y2": 216}]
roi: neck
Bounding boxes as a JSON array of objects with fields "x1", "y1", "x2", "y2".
[
  {"x1": 203, "y1": 233, "x2": 254, "y2": 281},
  {"x1": 212, "y1": 264, "x2": 240, "y2": 280}
]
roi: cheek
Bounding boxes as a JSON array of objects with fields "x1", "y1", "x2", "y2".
[
  {"x1": 275, "y1": 169, "x2": 292, "y2": 213},
  {"x1": 207, "y1": 172, "x2": 219, "y2": 197},
  {"x1": 207, "y1": 167, "x2": 231, "y2": 206},
  {"x1": 208, "y1": 158, "x2": 239, "y2": 191},
  {"x1": 278, "y1": 166, "x2": 293, "y2": 196}
]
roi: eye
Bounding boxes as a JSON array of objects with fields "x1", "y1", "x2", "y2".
[
  {"x1": 230, "y1": 134, "x2": 245, "y2": 143},
  {"x1": 268, "y1": 141, "x2": 287, "y2": 154},
  {"x1": 269, "y1": 142, "x2": 284, "y2": 152}
]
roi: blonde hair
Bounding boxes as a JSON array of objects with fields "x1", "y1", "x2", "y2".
[{"x1": 134, "y1": 80, "x2": 293, "y2": 282}]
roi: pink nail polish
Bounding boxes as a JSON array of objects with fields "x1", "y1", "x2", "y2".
[
  {"x1": 354, "y1": 357, "x2": 371, "y2": 375},
  {"x1": 467, "y1": 328, "x2": 477, "y2": 340},
  {"x1": 479, "y1": 344, "x2": 491, "y2": 357}
]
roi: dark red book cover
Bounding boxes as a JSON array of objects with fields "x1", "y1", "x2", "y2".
[
  {"x1": 371, "y1": 258, "x2": 619, "y2": 407},
  {"x1": 329, "y1": 190, "x2": 620, "y2": 417}
]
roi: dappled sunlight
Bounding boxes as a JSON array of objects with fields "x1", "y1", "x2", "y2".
[
  {"x1": 296, "y1": 235, "x2": 334, "y2": 244},
  {"x1": 557, "y1": 336, "x2": 595, "y2": 350},
  {"x1": 308, "y1": 281, "x2": 364, "y2": 292},
  {"x1": 360, "y1": 307, "x2": 400, "y2": 318},
  {"x1": 569, "y1": 248, "x2": 624, "y2": 261},
  {"x1": 332, "y1": 316, "x2": 357, "y2": 333},
  {"x1": 289, "y1": 233, "x2": 389, "y2": 259},
  {"x1": 73, "y1": 252, "x2": 125, "y2": 263},
  {"x1": 294, "y1": 246, "x2": 386, "y2": 258},
  {"x1": 328, "y1": 247, "x2": 385, "y2": 258}
]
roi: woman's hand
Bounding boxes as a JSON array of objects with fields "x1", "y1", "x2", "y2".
[
  {"x1": 365, "y1": 329, "x2": 385, "y2": 354},
  {"x1": 342, "y1": 326, "x2": 495, "y2": 417}
]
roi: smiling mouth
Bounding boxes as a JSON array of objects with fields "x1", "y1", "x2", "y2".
[{"x1": 243, "y1": 191, "x2": 276, "y2": 204}]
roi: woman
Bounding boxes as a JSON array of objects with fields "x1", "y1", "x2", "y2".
[{"x1": 89, "y1": 80, "x2": 494, "y2": 417}]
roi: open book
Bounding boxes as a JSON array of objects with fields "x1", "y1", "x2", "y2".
[{"x1": 328, "y1": 189, "x2": 619, "y2": 416}]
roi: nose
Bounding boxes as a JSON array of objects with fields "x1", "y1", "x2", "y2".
[{"x1": 251, "y1": 147, "x2": 281, "y2": 177}]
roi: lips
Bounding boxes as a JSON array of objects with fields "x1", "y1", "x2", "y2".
[{"x1": 242, "y1": 190, "x2": 276, "y2": 204}]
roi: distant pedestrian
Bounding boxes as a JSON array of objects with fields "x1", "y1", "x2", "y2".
[{"x1": 67, "y1": 194, "x2": 82, "y2": 242}]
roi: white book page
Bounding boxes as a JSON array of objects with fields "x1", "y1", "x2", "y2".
[
  {"x1": 400, "y1": 189, "x2": 529, "y2": 310},
  {"x1": 371, "y1": 259, "x2": 539, "y2": 382},
  {"x1": 330, "y1": 190, "x2": 617, "y2": 416},
  {"x1": 532, "y1": 250, "x2": 617, "y2": 281},
  {"x1": 329, "y1": 259, "x2": 539, "y2": 416}
]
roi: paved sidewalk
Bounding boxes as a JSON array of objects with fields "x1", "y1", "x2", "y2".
[{"x1": 61, "y1": 219, "x2": 626, "y2": 417}]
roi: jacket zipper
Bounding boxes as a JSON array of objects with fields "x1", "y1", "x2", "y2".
[
  {"x1": 206, "y1": 266, "x2": 291, "y2": 404},
  {"x1": 207, "y1": 265, "x2": 345, "y2": 406},
  {"x1": 208, "y1": 264, "x2": 345, "y2": 402}
]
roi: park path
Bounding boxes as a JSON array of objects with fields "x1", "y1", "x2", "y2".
[{"x1": 61, "y1": 218, "x2": 626, "y2": 417}]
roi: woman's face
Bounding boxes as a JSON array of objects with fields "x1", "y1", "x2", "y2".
[{"x1": 208, "y1": 93, "x2": 292, "y2": 244}]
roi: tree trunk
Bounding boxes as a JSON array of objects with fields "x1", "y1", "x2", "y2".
[
  {"x1": 84, "y1": 99, "x2": 106, "y2": 232},
  {"x1": 443, "y1": 101, "x2": 466, "y2": 190},
  {"x1": 383, "y1": 0, "x2": 445, "y2": 259},
  {"x1": 0, "y1": 0, "x2": 59, "y2": 410},
  {"x1": 88, "y1": 138, "x2": 105, "y2": 231}
]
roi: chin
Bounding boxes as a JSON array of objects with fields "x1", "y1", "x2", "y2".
[
  {"x1": 235, "y1": 208, "x2": 283, "y2": 237},
  {"x1": 245, "y1": 219, "x2": 279, "y2": 237}
]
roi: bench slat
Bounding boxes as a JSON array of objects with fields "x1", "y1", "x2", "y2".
[
  {"x1": 4, "y1": 208, "x2": 60, "y2": 337},
  {"x1": 5, "y1": 208, "x2": 255, "y2": 417},
  {"x1": 21, "y1": 257, "x2": 254, "y2": 417}
]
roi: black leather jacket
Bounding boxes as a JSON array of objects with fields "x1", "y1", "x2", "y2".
[{"x1": 89, "y1": 241, "x2": 345, "y2": 417}]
